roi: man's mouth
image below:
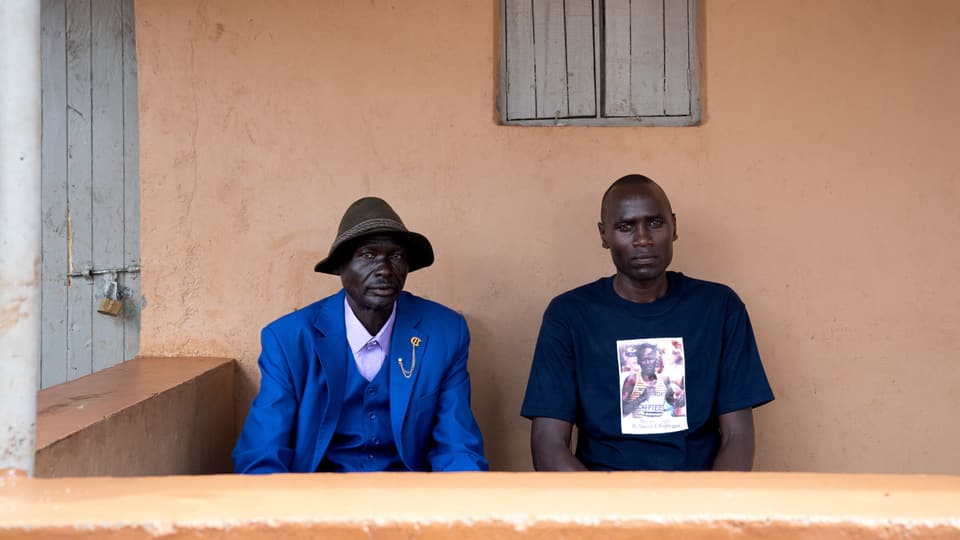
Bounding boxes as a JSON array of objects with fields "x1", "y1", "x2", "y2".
[{"x1": 367, "y1": 284, "x2": 399, "y2": 295}]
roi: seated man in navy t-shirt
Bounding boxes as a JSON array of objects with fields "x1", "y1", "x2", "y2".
[{"x1": 521, "y1": 174, "x2": 774, "y2": 471}]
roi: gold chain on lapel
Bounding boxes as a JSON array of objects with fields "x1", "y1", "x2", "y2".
[{"x1": 399, "y1": 336, "x2": 421, "y2": 379}]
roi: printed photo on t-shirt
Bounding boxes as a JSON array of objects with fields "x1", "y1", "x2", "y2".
[{"x1": 617, "y1": 337, "x2": 688, "y2": 435}]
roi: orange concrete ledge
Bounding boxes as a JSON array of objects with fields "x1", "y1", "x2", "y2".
[
  {"x1": 35, "y1": 356, "x2": 236, "y2": 477},
  {"x1": 2, "y1": 472, "x2": 959, "y2": 538}
]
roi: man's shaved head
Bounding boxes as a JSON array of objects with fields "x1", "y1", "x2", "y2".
[
  {"x1": 600, "y1": 174, "x2": 673, "y2": 221},
  {"x1": 597, "y1": 174, "x2": 678, "y2": 302}
]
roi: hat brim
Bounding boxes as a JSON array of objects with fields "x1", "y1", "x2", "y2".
[{"x1": 314, "y1": 230, "x2": 435, "y2": 275}]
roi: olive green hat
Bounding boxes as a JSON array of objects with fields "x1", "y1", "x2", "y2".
[{"x1": 314, "y1": 197, "x2": 434, "y2": 275}]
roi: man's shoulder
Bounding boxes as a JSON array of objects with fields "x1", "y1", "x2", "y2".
[{"x1": 548, "y1": 277, "x2": 612, "y2": 308}]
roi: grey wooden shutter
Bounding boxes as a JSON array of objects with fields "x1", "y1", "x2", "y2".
[
  {"x1": 502, "y1": 0, "x2": 597, "y2": 121},
  {"x1": 501, "y1": 0, "x2": 699, "y2": 126},
  {"x1": 604, "y1": 0, "x2": 693, "y2": 118}
]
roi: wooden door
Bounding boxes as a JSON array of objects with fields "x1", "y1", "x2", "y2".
[{"x1": 40, "y1": 0, "x2": 140, "y2": 388}]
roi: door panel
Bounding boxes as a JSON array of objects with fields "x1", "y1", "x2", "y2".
[{"x1": 40, "y1": 0, "x2": 140, "y2": 388}]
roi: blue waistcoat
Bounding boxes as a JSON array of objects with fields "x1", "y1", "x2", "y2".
[{"x1": 317, "y1": 353, "x2": 405, "y2": 472}]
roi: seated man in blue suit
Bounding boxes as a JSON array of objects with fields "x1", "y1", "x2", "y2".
[{"x1": 233, "y1": 197, "x2": 488, "y2": 473}]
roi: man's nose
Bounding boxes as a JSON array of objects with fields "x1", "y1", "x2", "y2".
[
  {"x1": 633, "y1": 226, "x2": 653, "y2": 246},
  {"x1": 373, "y1": 257, "x2": 394, "y2": 276}
]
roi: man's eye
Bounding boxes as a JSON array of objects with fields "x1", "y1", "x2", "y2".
[
  {"x1": 617, "y1": 224, "x2": 632, "y2": 232},
  {"x1": 361, "y1": 252, "x2": 375, "y2": 259},
  {"x1": 649, "y1": 218, "x2": 665, "y2": 228},
  {"x1": 390, "y1": 253, "x2": 405, "y2": 261}
]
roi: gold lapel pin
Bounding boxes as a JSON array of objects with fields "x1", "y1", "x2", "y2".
[{"x1": 399, "y1": 336, "x2": 421, "y2": 379}]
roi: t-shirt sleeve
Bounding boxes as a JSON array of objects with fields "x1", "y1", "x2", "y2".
[
  {"x1": 520, "y1": 299, "x2": 579, "y2": 423},
  {"x1": 715, "y1": 293, "x2": 775, "y2": 415}
]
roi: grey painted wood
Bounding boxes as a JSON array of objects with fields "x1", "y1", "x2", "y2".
[
  {"x1": 590, "y1": 0, "x2": 603, "y2": 118},
  {"x1": 603, "y1": 0, "x2": 631, "y2": 116},
  {"x1": 41, "y1": 0, "x2": 69, "y2": 388},
  {"x1": 663, "y1": 0, "x2": 690, "y2": 115},
  {"x1": 41, "y1": 0, "x2": 140, "y2": 388},
  {"x1": 533, "y1": 0, "x2": 567, "y2": 119},
  {"x1": 504, "y1": 0, "x2": 537, "y2": 120},
  {"x1": 502, "y1": 0, "x2": 700, "y2": 125},
  {"x1": 497, "y1": 0, "x2": 508, "y2": 120},
  {"x1": 91, "y1": 0, "x2": 125, "y2": 372},
  {"x1": 686, "y1": 0, "x2": 700, "y2": 124},
  {"x1": 493, "y1": 115, "x2": 701, "y2": 126},
  {"x1": 66, "y1": 0, "x2": 95, "y2": 381},
  {"x1": 564, "y1": 0, "x2": 596, "y2": 117},
  {"x1": 630, "y1": 0, "x2": 665, "y2": 116},
  {"x1": 121, "y1": 0, "x2": 140, "y2": 360}
]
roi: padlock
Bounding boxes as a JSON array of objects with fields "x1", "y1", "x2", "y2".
[{"x1": 97, "y1": 278, "x2": 123, "y2": 316}]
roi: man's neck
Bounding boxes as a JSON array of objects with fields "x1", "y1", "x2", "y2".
[
  {"x1": 613, "y1": 273, "x2": 669, "y2": 303},
  {"x1": 346, "y1": 298, "x2": 392, "y2": 335}
]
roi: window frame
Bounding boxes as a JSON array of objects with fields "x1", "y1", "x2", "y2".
[{"x1": 497, "y1": 0, "x2": 701, "y2": 127}]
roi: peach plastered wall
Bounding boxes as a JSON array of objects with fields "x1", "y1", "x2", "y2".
[{"x1": 135, "y1": 0, "x2": 960, "y2": 473}]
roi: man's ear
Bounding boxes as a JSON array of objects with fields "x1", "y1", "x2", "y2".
[
  {"x1": 671, "y1": 213, "x2": 678, "y2": 241},
  {"x1": 598, "y1": 222, "x2": 609, "y2": 248}
]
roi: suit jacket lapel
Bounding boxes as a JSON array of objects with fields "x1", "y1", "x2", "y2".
[
  {"x1": 389, "y1": 292, "x2": 425, "y2": 433},
  {"x1": 310, "y1": 290, "x2": 348, "y2": 470}
]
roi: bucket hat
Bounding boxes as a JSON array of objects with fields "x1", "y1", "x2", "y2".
[{"x1": 314, "y1": 197, "x2": 434, "y2": 275}]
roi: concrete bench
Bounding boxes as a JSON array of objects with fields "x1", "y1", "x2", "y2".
[{"x1": 34, "y1": 356, "x2": 235, "y2": 477}]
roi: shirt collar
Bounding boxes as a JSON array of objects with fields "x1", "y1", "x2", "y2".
[{"x1": 344, "y1": 296, "x2": 397, "y2": 356}]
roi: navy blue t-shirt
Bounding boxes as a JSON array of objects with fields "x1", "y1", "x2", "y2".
[{"x1": 521, "y1": 272, "x2": 774, "y2": 471}]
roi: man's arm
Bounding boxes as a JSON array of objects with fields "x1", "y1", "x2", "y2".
[
  {"x1": 711, "y1": 407, "x2": 755, "y2": 471},
  {"x1": 232, "y1": 328, "x2": 298, "y2": 474},
  {"x1": 426, "y1": 315, "x2": 489, "y2": 472},
  {"x1": 522, "y1": 298, "x2": 584, "y2": 470},
  {"x1": 530, "y1": 417, "x2": 588, "y2": 471},
  {"x1": 621, "y1": 374, "x2": 658, "y2": 417}
]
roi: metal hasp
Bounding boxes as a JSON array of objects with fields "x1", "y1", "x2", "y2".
[
  {"x1": 68, "y1": 264, "x2": 141, "y2": 279},
  {"x1": 0, "y1": 0, "x2": 42, "y2": 477}
]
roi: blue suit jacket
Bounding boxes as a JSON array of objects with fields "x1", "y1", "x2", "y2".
[{"x1": 233, "y1": 290, "x2": 488, "y2": 473}]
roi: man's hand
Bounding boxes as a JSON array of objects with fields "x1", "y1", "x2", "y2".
[
  {"x1": 712, "y1": 408, "x2": 755, "y2": 471},
  {"x1": 530, "y1": 417, "x2": 588, "y2": 471}
]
